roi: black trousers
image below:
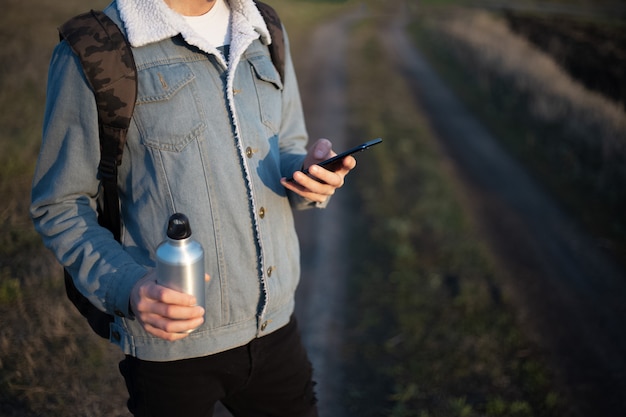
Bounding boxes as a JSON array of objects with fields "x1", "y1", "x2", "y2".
[{"x1": 119, "y1": 316, "x2": 318, "y2": 417}]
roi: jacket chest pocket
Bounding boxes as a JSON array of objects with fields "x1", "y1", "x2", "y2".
[
  {"x1": 134, "y1": 63, "x2": 206, "y2": 152},
  {"x1": 248, "y1": 54, "x2": 283, "y2": 133}
]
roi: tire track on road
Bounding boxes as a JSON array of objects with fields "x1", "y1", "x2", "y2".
[{"x1": 294, "y1": 7, "x2": 365, "y2": 417}]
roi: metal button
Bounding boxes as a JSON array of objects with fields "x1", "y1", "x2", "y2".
[
  {"x1": 260, "y1": 321, "x2": 268, "y2": 331},
  {"x1": 267, "y1": 266, "x2": 274, "y2": 277},
  {"x1": 111, "y1": 331, "x2": 121, "y2": 342},
  {"x1": 114, "y1": 309, "x2": 125, "y2": 318},
  {"x1": 245, "y1": 147, "x2": 253, "y2": 158},
  {"x1": 259, "y1": 207, "x2": 266, "y2": 219}
]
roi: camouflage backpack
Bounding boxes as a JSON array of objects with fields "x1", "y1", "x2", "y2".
[{"x1": 58, "y1": 3, "x2": 285, "y2": 339}]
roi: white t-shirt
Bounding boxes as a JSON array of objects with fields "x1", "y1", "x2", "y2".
[{"x1": 183, "y1": 0, "x2": 232, "y2": 47}]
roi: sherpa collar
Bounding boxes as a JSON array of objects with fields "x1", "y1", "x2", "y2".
[{"x1": 116, "y1": 0, "x2": 271, "y2": 50}]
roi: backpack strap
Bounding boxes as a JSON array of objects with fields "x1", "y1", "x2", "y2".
[
  {"x1": 59, "y1": 10, "x2": 137, "y2": 242},
  {"x1": 58, "y1": 10, "x2": 137, "y2": 339},
  {"x1": 255, "y1": 1, "x2": 285, "y2": 82}
]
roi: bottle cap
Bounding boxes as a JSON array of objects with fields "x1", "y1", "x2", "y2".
[{"x1": 167, "y1": 213, "x2": 192, "y2": 240}]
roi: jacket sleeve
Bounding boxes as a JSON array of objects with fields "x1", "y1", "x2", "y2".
[
  {"x1": 30, "y1": 41, "x2": 146, "y2": 318},
  {"x1": 276, "y1": 27, "x2": 329, "y2": 210}
]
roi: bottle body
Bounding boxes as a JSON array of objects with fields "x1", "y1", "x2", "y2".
[
  {"x1": 156, "y1": 238, "x2": 205, "y2": 310},
  {"x1": 155, "y1": 214, "x2": 205, "y2": 332}
]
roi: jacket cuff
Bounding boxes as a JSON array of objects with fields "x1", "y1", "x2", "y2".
[
  {"x1": 289, "y1": 192, "x2": 330, "y2": 210},
  {"x1": 106, "y1": 264, "x2": 148, "y2": 318}
]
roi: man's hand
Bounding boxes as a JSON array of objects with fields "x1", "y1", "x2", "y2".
[
  {"x1": 130, "y1": 270, "x2": 207, "y2": 341},
  {"x1": 281, "y1": 138, "x2": 356, "y2": 203}
]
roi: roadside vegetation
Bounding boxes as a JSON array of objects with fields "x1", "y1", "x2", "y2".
[{"x1": 409, "y1": 0, "x2": 626, "y2": 262}]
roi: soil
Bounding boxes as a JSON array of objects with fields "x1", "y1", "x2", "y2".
[{"x1": 292, "y1": 8, "x2": 365, "y2": 417}]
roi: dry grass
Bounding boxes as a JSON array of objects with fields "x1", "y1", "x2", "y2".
[
  {"x1": 434, "y1": 9, "x2": 626, "y2": 155},
  {"x1": 411, "y1": 5, "x2": 626, "y2": 255}
]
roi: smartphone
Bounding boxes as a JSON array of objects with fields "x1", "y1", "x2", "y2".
[{"x1": 286, "y1": 138, "x2": 383, "y2": 182}]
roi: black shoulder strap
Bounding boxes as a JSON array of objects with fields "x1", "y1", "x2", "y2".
[
  {"x1": 255, "y1": 1, "x2": 286, "y2": 82},
  {"x1": 59, "y1": 10, "x2": 137, "y2": 242},
  {"x1": 58, "y1": 10, "x2": 137, "y2": 339}
]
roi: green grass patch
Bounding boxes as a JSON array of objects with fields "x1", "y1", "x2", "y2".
[{"x1": 0, "y1": 269, "x2": 22, "y2": 304}]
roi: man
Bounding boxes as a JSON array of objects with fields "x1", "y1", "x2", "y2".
[{"x1": 30, "y1": 0, "x2": 355, "y2": 415}]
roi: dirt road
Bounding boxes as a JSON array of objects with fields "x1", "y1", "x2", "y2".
[{"x1": 293, "y1": 8, "x2": 366, "y2": 417}]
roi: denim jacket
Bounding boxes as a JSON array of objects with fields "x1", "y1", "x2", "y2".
[{"x1": 30, "y1": 0, "x2": 315, "y2": 361}]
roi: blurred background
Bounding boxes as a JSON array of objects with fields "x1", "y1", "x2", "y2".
[{"x1": 1, "y1": 0, "x2": 625, "y2": 416}]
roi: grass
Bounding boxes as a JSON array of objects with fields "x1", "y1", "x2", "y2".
[
  {"x1": 339, "y1": 3, "x2": 563, "y2": 415},
  {"x1": 407, "y1": 5, "x2": 626, "y2": 260}
]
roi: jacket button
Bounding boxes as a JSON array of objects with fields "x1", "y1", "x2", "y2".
[
  {"x1": 114, "y1": 309, "x2": 125, "y2": 318},
  {"x1": 259, "y1": 207, "x2": 266, "y2": 219},
  {"x1": 260, "y1": 321, "x2": 268, "y2": 331},
  {"x1": 245, "y1": 147, "x2": 253, "y2": 158},
  {"x1": 267, "y1": 266, "x2": 274, "y2": 277},
  {"x1": 111, "y1": 331, "x2": 121, "y2": 342}
]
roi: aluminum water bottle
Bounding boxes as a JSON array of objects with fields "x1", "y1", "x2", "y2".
[{"x1": 156, "y1": 213, "x2": 205, "y2": 318}]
